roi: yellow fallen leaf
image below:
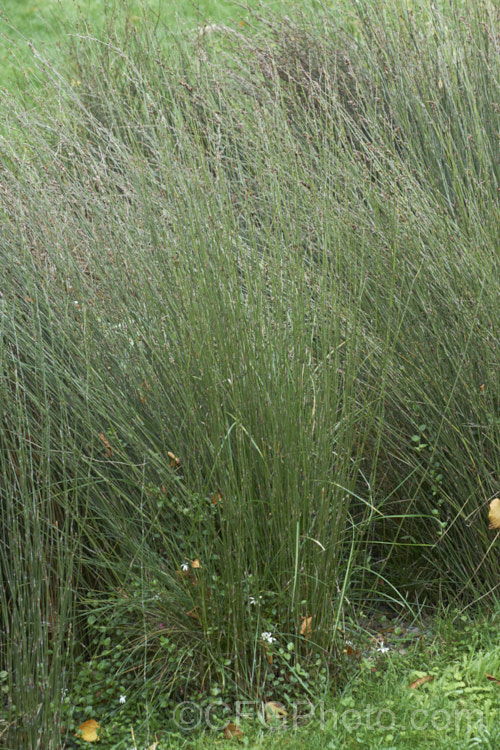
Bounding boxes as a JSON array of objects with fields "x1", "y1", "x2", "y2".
[
  {"x1": 488, "y1": 498, "x2": 500, "y2": 529},
  {"x1": 264, "y1": 702, "x2": 288, "y2": 722},
  {"x1": 167, "y1": 451, "x2": 180, "y2": 467},
  {"x1": 409, "y1": 675, "x2": 434, "y2": 689},
  {"x1": 191, "y1": 558, "x2": 201, "y2": 569},
  {"x1": 300, "y1": 615, "x2": 312, "y2": 639},
  {"x1": 76, "y1": 719, "x2": 101, "y2": 742},
  {"x1": 223, "y1": 722, "x2": 243, "y2": 739}
]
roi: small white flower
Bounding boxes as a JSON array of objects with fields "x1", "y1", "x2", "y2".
[
  {"x1": 261, "y1": 631, "x2": 276, "y2": 644},
  {"x1": 119, "y1": 694, "x2": 126, "y2": 704},
  {"x1": 181, "y1": 562, "x2": 190, "y2": 572},
  {"x1": 376, "y1": 642, "x2": 390, "y2": 654},
  {"x1": 249, "y1": 596, "x2": 262, "y2": 606}
]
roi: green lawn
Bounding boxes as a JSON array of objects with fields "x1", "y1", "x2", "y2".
[{"x1": 0, "y1": 0, "x2": 285, "y2": 89}]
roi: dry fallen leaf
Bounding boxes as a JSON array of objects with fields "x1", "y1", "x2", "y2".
[
  {"x1": 76, "y1": 719, "x2": 101, "y2": 742},
  {"x1": 488, "y1": 499, "x2": 500, "y2": 529},
  {"x1": 264, "y1": 702, "x2": 288, "y2": 722},
  {"x1": 167, "y1": 450, "x2": 181, "y2": 468},
  {"x1": 300, "y1": 615, "x2": 312, "y2": 639},
  {"x1": 409, "y1": 675, "x2": 434, "y2": 689},
  {"x1": 191, "y1": 559, "x2": 201, "y2": 569},
  {"x1": 99, "y1": 432, "x2": 112, "y2": 458},
  {"x1": 485, "y1": 673, "x2": 500, "y2": 683},
  {"x1": 223, "y1": 722, "x2": 243, "y2": 740}
]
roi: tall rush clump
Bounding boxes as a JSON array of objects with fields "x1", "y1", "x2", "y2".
[{"x1": 0, "y1": 0, "x2": 499, "y2": 744}]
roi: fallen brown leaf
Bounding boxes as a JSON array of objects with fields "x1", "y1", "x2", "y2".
[
  {"x1": 485, "y1": 673, "x2": 500, "y2": 683},
  {"x1": 223, "y1": 723, "x2": 243, "y2": 740},
  {"x1": 409, "y1": 675, "x2": 434, "y2": 689},
  {"x1": 167, "y1": 450, "x2": 181, "y2": 468},
  {"x1": 300, "y1": 615, "x2": 312, "y2": 639},
  {"x1": 99, "y1": 432, "x2": 112, "y2": 458}
]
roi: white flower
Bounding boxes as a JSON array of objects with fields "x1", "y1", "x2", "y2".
[
  {"x1": 249, "y1": 596, "x2": 262, "y2": 606},
  {"x1": 376, "y1": 642, "x2": 390, "y2": 654},
  {"x1": 261, "y1": 631, "x2": 276, "y2": 644},
  {"x1": 119, "y1": 694, "x2": 127, "y2": 704},
  {"x1": 181, "y1": 562, "x2": 190, "y2": 572}
]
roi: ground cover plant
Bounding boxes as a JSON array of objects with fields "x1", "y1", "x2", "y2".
[
  {"x1": 0, "y1": 0, "x2": 499, "y2": 747},
  {"x1": 152, "y1": 608, "x2": 500, "y2": 750}
]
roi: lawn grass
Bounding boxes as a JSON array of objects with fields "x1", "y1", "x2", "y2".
[
  {"x1": 0, "y1": 0, "x2": 286, "y2": 90},
  {"x1": 0, "y1": 1, "x2": 499, "y2": 748}
]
